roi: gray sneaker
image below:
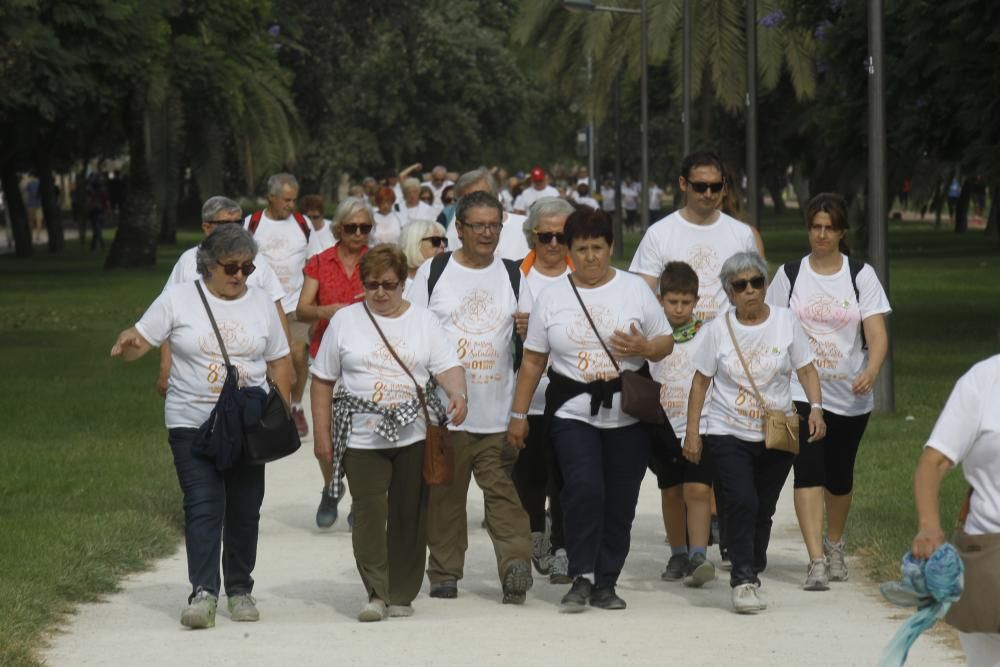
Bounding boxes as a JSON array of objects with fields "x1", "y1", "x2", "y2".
[
  {"x1": 531, "y1": 531, "x2": 552, "y2": 575},
  {"x1": 731, "y1": 583, "x2": 765, "y2": 614},
  {"x1": 804, "y1": 558, "x2": 830, "y2": 591},
  {"x1": 825, "y1": 537, "x2": 848, "y2": 582},
  {"x1": 227, "y1": 594, "x2": 259, "y2": 622},
  {"x1": 683, "y1": 552, "x2": 716, "y2": 588},
  {"x1": 316, "y1": 489, "x2": 340, "y2": 528},
  {"x1": 549, "y1": 548, "x2": 571, "y2": 584},
  {"x1": 661, "y1": 552, "x2": 690, "y2": 581},
  {"x1": 181, "y1": 589, "x2": 217, "y2": 629},
  {"x1": 501, "y1": 559, "x2": 533, "y2": 604}
]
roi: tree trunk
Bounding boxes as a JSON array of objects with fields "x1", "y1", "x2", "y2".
[
  {"x1": 954, "y1": 177, "x2": 972, "y2": 234},
  {"x1": 37, "y1": 155, "x2": 65, "y2": 253},
  {"x1": 985, "y1": 183, "x2": 999, "y2": 244},
  {"x1": 105, "y1": 102, "x2": 160, "y2": 268},
  {"x1": 1, "y1": 166, "x2": 33, "y2": 258}
]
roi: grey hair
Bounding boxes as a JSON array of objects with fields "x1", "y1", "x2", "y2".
[
  {"x1": 331, "y1": 196, "x2": 373, "y2": 241},
  {"x1": 196, "y1": 223, "x2": 257, "y2": 276},
  {"x1": 201, "y1": 196, "x2": 241, "y2": 222},
  {"x1": 402, "y1": 177, "x2": 421, "y2": 191},
  {"x1": 455, "y1": 190, "x2": 503, "y2": 226},
  {"x1": 719, "y1": 251, "x2": 770, "y2": 302},
  {"x1": 453, "y1": 168, "x2": 498, "y2": 197},
  {"x1": 266, "y1": 173, "x2": 299, "y2": 196},
  {"x1": 398, "y1": 219, "x2": 446, "y2": 269},
  {"x1": 523, "y1": 197, "x2": 575, "y2": 248}
]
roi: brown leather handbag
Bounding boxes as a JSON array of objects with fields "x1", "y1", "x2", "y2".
[{"x1": 362, "y1": 304, "x2": 454, "y2": 486}]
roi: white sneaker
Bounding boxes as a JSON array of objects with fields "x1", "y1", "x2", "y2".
[
  {"x1": 804, "y1": 558, "x2": 830, "y2": 591},
  {"x1": 732, "y1": 583, "x2": 766, "y2": 614}
]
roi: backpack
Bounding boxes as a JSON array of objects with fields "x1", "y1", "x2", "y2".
[
  {"x1": 247, "y1": 209, "x2": 311, "y2": 240},
  {"x1": 782, "y1": 256, "x2": 867, "y2": 349},
  {"x1": 427, "y1": 251, "x2": 524, "y2": 371}
]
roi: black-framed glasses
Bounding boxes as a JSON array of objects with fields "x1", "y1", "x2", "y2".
[
  {"x1": 363, "y1": 280, "x2": 401, "y2": 292},
  {"x1": 343, "y1": 223, "x2": 373, "y2": 236},
  {"x1": 459, "y1": 221, "x2": 501, "y2": 234},
  {"x1": 534, "y1": 231, "x2": 566, "y2": 245},
  {"x1": 731, "y1": 276, "x2": 766, "y2": 293},
  {"x1": 216, "y1": 260, "x2": 256, "y2": 277},
  {"x1": 687, "y1": 180, "x2": 725, "y2": 194},
  {"x1": 422, "y1": 236, "x2": 448, "y2": 248}
]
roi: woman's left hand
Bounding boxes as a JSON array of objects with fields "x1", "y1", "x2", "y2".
[
  {"x1": 807, "y1": 408, "x2": 827, "y2": 443},
  {"x1": 609, "y1": 323, "x2": 647, "y2": 358},
  {"x1": 851, "y1": 367, "x2": 877, "y2": 395},
  {"x1": 447, "y1": 395, "x2": 468, "y2": 426}
]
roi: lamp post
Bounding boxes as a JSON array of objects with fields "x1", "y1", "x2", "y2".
[{"x1": 564, "y1": 0, "x2": 649, "y2": 235}]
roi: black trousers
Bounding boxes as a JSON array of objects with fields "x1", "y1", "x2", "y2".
[{"x1": 513, "y1": 415, "x2": 565, "y2": 550}]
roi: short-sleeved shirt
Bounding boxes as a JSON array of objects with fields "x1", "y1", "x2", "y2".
[
  {"x1": 243, "y1": 211, "x2": 310, "y2": 313},
  {"x1": 303, "y1": 243, "x2": 368, "y2": 358},
  {"x1": 925, "y1": 355, "x2": 1000, "y2": 535},
  {"x1": 524, "y1": 270, "x2": 671, "y2": 429},
  {"x1": 164, "y1": 246, "x2": 285, "y2": 304},
  {"x1": 694, "y1": 306, "x2": 814, "y2": 442},
  {"x1": 766, "y1": 255, "x2": 892, "y2": 416}
]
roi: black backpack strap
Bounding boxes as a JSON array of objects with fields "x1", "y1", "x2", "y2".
[
  {"x1": 426, "y1": 251, "x2": 452, "y2": 299},
  {"x1": 782, "y1": 258, "x2": 802, "y2": 306},
  {"x1": 502, "y1": 258, "x2": 524, "y2": 372}
]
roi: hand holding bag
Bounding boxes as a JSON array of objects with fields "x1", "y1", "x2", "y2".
[
  {"x1": 566, "y1": 275, "x2": 666, "y2": 425},
  {"x1": 724, "y1": 312, "x2": 799, "y2": 455},
  {"x1": 362, "y1": 304, "x2": 454, "y2": 486}
]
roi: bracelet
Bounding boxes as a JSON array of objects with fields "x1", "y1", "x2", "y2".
[
  {"x1": 510, "y1": 411, "x2": 528, "y2": 420},
  {"x1": 810, "y1": 402, "x2": 823, "y2": 410}
]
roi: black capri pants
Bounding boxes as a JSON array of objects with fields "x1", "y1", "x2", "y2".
[{"x1": 792, "y1": 401, "x2": 871, "y2": 496}]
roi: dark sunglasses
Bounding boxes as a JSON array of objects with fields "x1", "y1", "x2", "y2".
[
  {"x1": 363, "y1": 280, "x2": 401, "y2": 292},
  {"x1": 422, "y1": 236, "x2": 448, "y2": 248},
  {"x1": 731, "y1": 276, "x2": 766, "y2": 293},
  {"x1": 343, "y1": 223, "x2": 373, "y2": 236},
  {"x1": 687, "y1": 180, "x2": 725, "y2": 194},
  {"x1": 216, "y1": 260, "x2": 256, "y2": 277},
  {"x1": 535, "y1": 231, "x2": 566, "y2": 245}
]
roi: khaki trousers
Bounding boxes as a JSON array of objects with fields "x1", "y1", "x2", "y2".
[
  {"x1": 344, "y1": 442, "x2": 427, "y2": 605},
  {"x1": 426, "y1": 431, "x2": 532, "y2": 583}
]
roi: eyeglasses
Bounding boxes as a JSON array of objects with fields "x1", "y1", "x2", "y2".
[
  {"x1": 363, "y1": 280, "x2": 401, "y2": 292},
  {"x1": 730, "y1": 276, "x2": 766, "y2": 293},
  {"x1": 459, "y1": 221, "x2": 501, "y2": 234},
  {"x1": 216, "y1": 260, "x2": 256, "y2": 277},
  {"x1": 210, "y1": 218, "x2": 243, "y2": 225},
  {"x1": 343, "y1": 223, "x2": 373, "y2": 236},
  {"x1": 686, "y1": 180, "x2": 725, "y2": 194},
  {"x1": 534, "y1": 231, "x2": 566, "y2": 245},
  {"x1": 422, "y1": 236, "x2": 448, "y2": 248}
]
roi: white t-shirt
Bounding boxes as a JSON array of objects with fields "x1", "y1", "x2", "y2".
[
  {"x1": 524, "y1": 270, "x2": 671, "y2": 429},
  {"x1": 650, "y1": 327, "x2": 710, "y2": 435},
  {"x1": 164, "y1": 247, "x2": 285, "y2": 304},
  {"x1": 401, "y1": 201, "x2": 437, "y2": 226},
  {"x1": 766, "y1": 255, "x2": 892, "y2": 416},
  {"x1": 372, "y1": 210, "x2": 405, "y2": 246},
  {"x1": 306, "y1": 219, "x2": 335, "y2": 259},
  {"x1": 925, "y1": 356, "x2": 1000, "y2": 535},
  {"x1": 513, "y1": 185, "x2": 559, "y2": 213},
  {"x1": 523, "y1": 265, "x2": 572, "y2": 415},
  {"x1": 408, "y1": 254, "x2": 533, "y2": 433},
  {"x1": 310, "y1": 303, "x2": 460, "y2": 450},
  {"x1": 243, "y1": 212, "x2": 310, "y2": 313},
  {"x1": 445, "y1": 211, "x2": 530, "y2": 262},
  {"x1": 135, "y1": 282, "x2": 289, "y2": 429},
  {"x1": 629, "y1": 210, "x2": 757, "y2": 322},
  {"x1": 694, "y1": 306, "x2": 814, "y2": 442}
]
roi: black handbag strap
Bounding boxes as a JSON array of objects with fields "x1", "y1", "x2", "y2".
[
  {"x1": 362, "y1": 303, "x2": 432, "y2": 424},
  {"x1": 566, "y1": 274, "x2": 621, "y2": 374},
  {"x1": 195, "y1": 280, "x2": 233, "y2": 369}
]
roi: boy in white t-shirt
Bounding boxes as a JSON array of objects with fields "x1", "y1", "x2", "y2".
[{"x1": 648, "y1": 262, "x2": 716, "y2": 588}]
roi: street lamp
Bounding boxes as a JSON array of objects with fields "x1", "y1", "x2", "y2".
[{"x1": 563, "y1": 0, "x2": 650, "y2": 239}]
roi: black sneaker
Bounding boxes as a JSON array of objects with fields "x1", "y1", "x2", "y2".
[
  {"x1": 315, "y1": 489, "x2": 340, "y2": 529},
  {"x1": 429, "y1": 580, "x2": 458, "y2": 599},
  {"x1": 559, "y1": 577, "x2": 592, "y2": 613},
  {"x1": 589, "y1": 586, "x2": 626, "y2": 610},
  {"x1": 661, "y1": 552, "x2": 690, "y2": 581},
  {"x1": 501, "y1": 559, "x2": 533, "y2": 604}
]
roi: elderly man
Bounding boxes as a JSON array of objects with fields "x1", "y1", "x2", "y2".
[
  {"x1": 408, "y1": 191, "x2": 535, "y2": 605},
  {"x1": 444, "y1": 168, "x2": 530, "y2": 261},
  {"x1": 512, "y1": 167, "x2": 559, "y2": 215},
  {"x1": 422, "y1": 164, "x2": 453, "y2": 215}
]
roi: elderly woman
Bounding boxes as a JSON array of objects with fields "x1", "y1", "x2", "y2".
[
  {"x1": 297, "y1": 196, "x2": 371, "y2": 528},
  {"x1": 111, "y1": 224, "x2": 292, "y2": 629},
  {"x1": 400, "y1": 177, "x2": 436, "y2": 226},
  {"x1": 507, "y1": 208, "x2": 673, "y2": 612},
  {"x1": 765, "y1": 193, "x2": 891, "y2": 591},
  {"x1": 912, "y1": 355, "x2": 1000, "y2": 665},
  {"x1": 513, "y1": 196, "x2": 576, "y2": 583},
  {"x1": 371, "y1": 187, "x2": 406, "y2": 246},
  {"x1": 398, "y1": 219, "x2": 447, "y2": 294},
  {"x1": 684, "y1": 251, "x2": 826, "y2": 614},
  {"x1": 310, "y1": 246, "x2": 468, "y2": 622}
]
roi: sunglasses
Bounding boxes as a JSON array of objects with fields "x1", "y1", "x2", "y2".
[
  {"x1": 731, "y1": 276, "x2": 766, "y2": 293},
  {"x1": 687, "y1": 180, "x2": 725, "y2": 194},
  {"x1": 216, "y1": 260, "x2": 256, "y2": 277},
  {"x1": 343, "y1": 223, "x2": 373, "y2": 236},
  {"x1": 422, "y1": 236, "x2": 448, "y2": 248},
  {"x1": 363, "y1": 280, "x2": 401, "y2": 292},
  {"x1": 535, "y1": 231, "x2": 566, "y2": 245},
  {"x1": 460, "y1": 221, "x2": 501, "y2": 234}
]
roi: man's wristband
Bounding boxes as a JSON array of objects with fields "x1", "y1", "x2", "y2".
[{"x1": 510, "y1": 411, "x2": 528, "y2": 420}]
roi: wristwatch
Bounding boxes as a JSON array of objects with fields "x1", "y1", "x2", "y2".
[{"x1": 510, "y1": 411, "x2": 528, "y2": 420}]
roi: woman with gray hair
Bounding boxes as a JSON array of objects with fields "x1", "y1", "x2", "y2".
[
  {"x1": 398, "y1": 219, "x2": 447, "y2": 294},
  {"x1": 683, "y1": 251, "x2": 825, "y2": 614},
  {"x1": 111, "y1": 224, "x2": 293, "y2": 629}
]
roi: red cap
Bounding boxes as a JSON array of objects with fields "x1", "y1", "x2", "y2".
[{"x1": 530, "y1": 167, "x2": 545, "y2": 182}]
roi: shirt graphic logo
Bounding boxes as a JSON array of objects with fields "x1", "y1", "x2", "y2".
[{"x1": 450, "y1": 288, "x2": 506, "y2": 335}]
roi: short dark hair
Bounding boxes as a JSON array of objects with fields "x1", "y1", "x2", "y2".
[
  {"x1": 455, "y1": 190, "x2": 503, "y2": 225},
  {"x1": 680, "y1": 150, "x2": 725, "y2": 180},
  {"x1": 806, "y1": 192, "x2": 850, "y2": 255},
  {"x1": 659, "y1": 261, "x2": 699, "y2": 296},
  {"x1": 564, "y1": 207, "x2": 614, "y2": 248},
  {"x1": 360, "y1": 245, "x2": 408, "y2": 284}
]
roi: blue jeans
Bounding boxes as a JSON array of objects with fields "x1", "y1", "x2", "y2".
[
  {"x1": 706, "y1": 434, "x2": 794, "y2": 587},
  {"x1": 551, "y1": 418, "x2": 649, "y2": 589},
  {"x1": 168, "y1": 428, "x2": 265, "y2": 601}
]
